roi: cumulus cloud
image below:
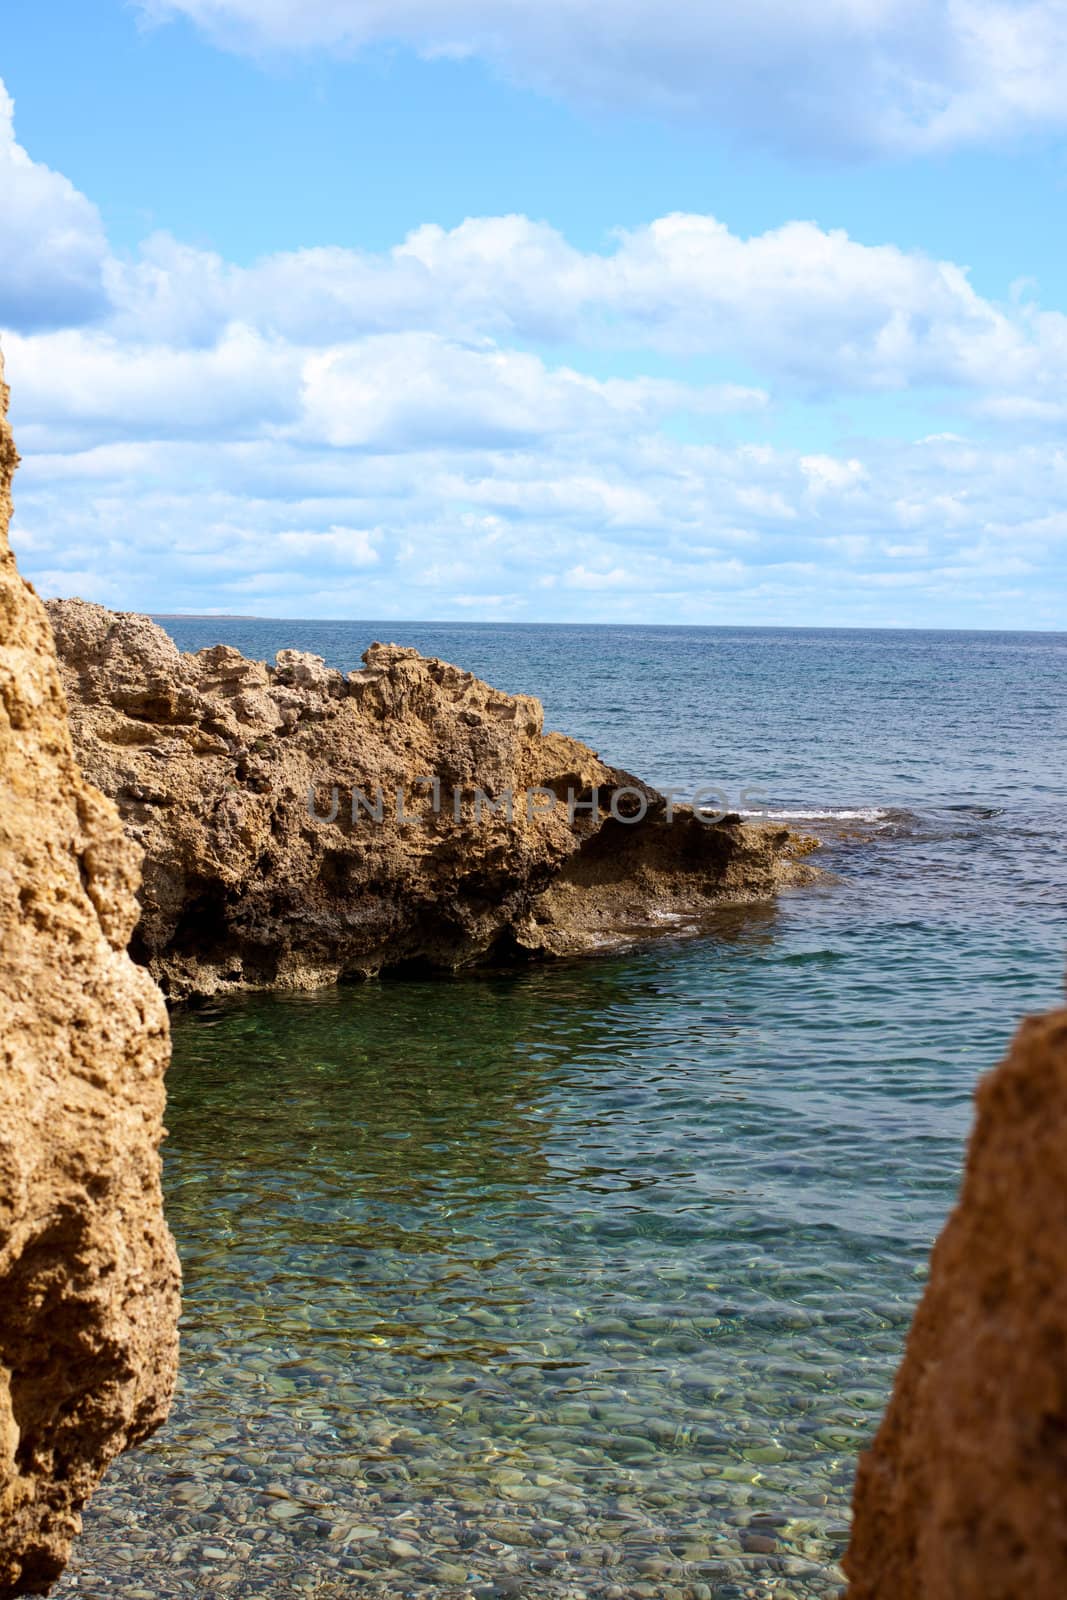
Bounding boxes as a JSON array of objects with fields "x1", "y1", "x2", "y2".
[
  {"x1": 273, "y1": 525, "x2": 380, "y2": 564},
  {"x1": 0, "y1": 82, "x2": 110, "y2": 331},
  {"x1": 9, "y1": 378, "x2": 1067, "y2": 626},
  {"x1": 298, "y1": 333, "x2": 763, "y2": 450},
  {"x1": 136, "y1": 0, "x2": 1067, "y2": 155},
  {"x1": 3, "y1": 91, "x2": 1066, "y2": 626},
  {"x1": 2, "y1": 326, "x2": 300, "y2": 446},
  {"x1": 2, "y1": 323, "x2": 764, "y2": 460},
  {"x1": 102, "y1": 214, "x2": 1067, "y2": 402}
]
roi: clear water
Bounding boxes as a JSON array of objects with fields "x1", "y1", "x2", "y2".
[{"x1": 57, "y1": 624, "x2": 1067, "y2": 1600}]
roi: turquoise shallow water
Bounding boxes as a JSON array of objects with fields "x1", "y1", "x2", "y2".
[{"x1": 57, "y1": 624, "x2": 1067, "y2": 1599}]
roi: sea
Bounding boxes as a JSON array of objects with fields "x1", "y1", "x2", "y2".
[{"x1": 55, "y1": 623, "x2": 1067, "y2": 1600}]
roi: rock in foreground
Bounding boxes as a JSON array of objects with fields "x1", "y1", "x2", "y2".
[
  {"x1": 0, "y1": 371, "x2": 180, "y2": 1594},
  {"x1": 845, "y1": 1007, "x2": 1067, "y2": 1599},
  {"x1": 47, "y1": 600, "x2": 818, "y2": 1001}
]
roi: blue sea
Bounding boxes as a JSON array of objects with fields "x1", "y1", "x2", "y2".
[{"x1": 58, "y1": 623, "x2": 1067, "y2": 1600}]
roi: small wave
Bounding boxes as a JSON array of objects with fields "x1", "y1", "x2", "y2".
[{"x1": 736, "y1": 807, "x2": 892, "y2": 823}]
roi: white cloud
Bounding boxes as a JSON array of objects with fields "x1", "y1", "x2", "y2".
[
  {"x1": 273, "y1": 526, "x2": 381, "y2": 565},
  {"x1": 735, "y1": 486, "x2": 798, "y2": 521},
  {"x1": 30, "y1": 566, "x2": 125, "y2": 602},
  {"x1": 10, "y1": 408, "x2": 1067, "y2": 627},
  {"x1": 136, "y1": 0, "x2": 1067, "y2": 156},
  {"x1": 564, "y1": 564, "x2": 635, "y2": 590},
  {"x1": 2, "y1": 80, "x2": 1066, "y2": 628},
  {"x1": 101, "y1": 213, "x2": 1067, "y2": 404},
  {"x1": 2, "y1": 325, "x2": 300, "y2": 444},
  {"x1": 2, "y1": 323, "x2": 762, "y2": 462},
  {"x1": 0, "y1": 83, "x2": 110, "y2": 331},
  {"x1": 801, "y1": 455, "x2": 869, "y2": 495},
  {"x1": 298, "y1": 332, "x2": 759, "y2": 450}
]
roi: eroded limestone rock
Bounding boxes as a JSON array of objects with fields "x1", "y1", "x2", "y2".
[
  {"x1": 47, "y1": 599, "x2": 819, "y2": 1000},
  {"x1": 845, "y1": 1007, "x2": 1067, "y2": 1600},
  {"x1": 0, "y1": 362, "x2": 180, "y2": 1596}
]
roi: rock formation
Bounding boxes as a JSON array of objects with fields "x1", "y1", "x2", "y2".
[
  {"x1": 845, "y1": 1006, "x2": 1067, "y2": 1599},
  {"x1": 46, "y1": 599, "x2": 819, "y2": 1001},
  {"x1": 0, "y1": 363, "x2": 180, "y2": 1595}
]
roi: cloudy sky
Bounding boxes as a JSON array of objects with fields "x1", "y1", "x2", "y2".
[{"x1": 3, "y1": 0, "x2": 1067, "y2": 624}]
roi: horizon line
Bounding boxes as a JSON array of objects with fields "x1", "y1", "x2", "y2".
[{"x1": 148, "y1": 613, "x2": 1066, "y2": 636}]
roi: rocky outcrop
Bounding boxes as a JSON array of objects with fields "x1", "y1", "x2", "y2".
[
  {"x1": 0, "y1": 364, "x2": 180, "y2": 1595},
  {"x1": 845, "y1": 1007, "x2": 1067, "y2": 1600},
  {"x1": 46, "y1": 599, "x2": 818, "y2": 1001}
]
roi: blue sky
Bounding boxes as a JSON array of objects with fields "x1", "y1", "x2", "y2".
[{"x1": 3, "y1": 0, "x2": 1067, "y2": 624}]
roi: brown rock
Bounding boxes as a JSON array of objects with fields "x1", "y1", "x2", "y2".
[
  {"x1": 46, "y1": 600, "x2": 819, "y2": 1000},
  {"x1": 845, "y1": 1007, "x2": 1067, "y2": 1600},
  {"x1": 0, "y1": 360, "x2": 180, "y2": 1596}
]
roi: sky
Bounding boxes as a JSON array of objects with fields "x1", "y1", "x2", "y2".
[{"x1": 2, "y1": 0, "x2": 1067, "y2": 625}]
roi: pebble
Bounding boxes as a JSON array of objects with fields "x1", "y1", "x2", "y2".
[
  {"x1": 267, "y1": 1501, "x2": 303, "y2": 1522},
  {"x1": 740, "y1": 1532, "x2": 777, "y2": 1554},
  {"x1": 384, "y1": 1538, "x2": 421, "y2": 1560},
  {"x1": 432, "y1": 1561, "x2": 469, "y2": 1583},
  {"x1": 45, "y1": 1010, "x2": 864, "y2": 1600}
]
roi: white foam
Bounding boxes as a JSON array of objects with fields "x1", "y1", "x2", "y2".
[{"x1": 734, "y1": 807, "x2": 891, "y2": 823}]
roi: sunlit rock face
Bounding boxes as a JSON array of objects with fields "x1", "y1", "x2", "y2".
[
  {"x1": 846, "y1": 1007, "x2": 1067, "y2": 1600},
  {"x1": 47, "y1": 598, "x2": 819, "y2": 1001},
  {"x1": 0, "y1": 360, "x2": 180, "y2": 1597}
]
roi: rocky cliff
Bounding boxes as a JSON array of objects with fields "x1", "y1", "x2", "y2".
[
  {"x1": 0, "y1": 368, "x2": 180, "y2": 1594},
  {"x1": 845, "y1": 1007, "x2": 1067, "y2": 1599},
  {"x1": 45, "y1": 599, "x2": 818, "y2": 1001}
]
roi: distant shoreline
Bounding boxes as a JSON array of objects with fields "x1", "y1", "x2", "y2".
[{"x1": 150, "y1": 615, "x2": 1066, "y2": 636}]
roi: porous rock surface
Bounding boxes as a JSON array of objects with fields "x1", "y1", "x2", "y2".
[
  {"x1": 845, "y1": 1006, "x2": 1067, "y2": 1599},
  {"x1": 0, "y1": 364, "x2": 180, "y2": 1594},
  {"x1": 46, "y1": 599, "x2": 818, "y2": 1000}
]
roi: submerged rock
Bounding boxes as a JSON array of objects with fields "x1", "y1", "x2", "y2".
[
  {"x1": 845, "y1": 1007, "x2": 1067, "y2": 1599},
  {"x1": 0, "y1": 364, "x2": 180, "y2": 1593},
  {"x1": 46, "y1": 599, "x2": 818, "y2": 1000}
]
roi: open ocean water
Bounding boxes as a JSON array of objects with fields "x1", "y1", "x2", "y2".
[{"x1": 57, "y1": 623, "x2": 1067, "y2": 1600}]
